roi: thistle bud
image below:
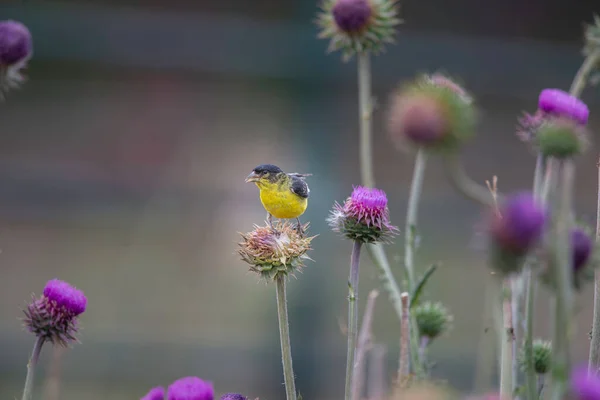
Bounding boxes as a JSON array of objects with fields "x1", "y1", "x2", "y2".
[
  {"x1": 536, "y1": 118, "x2": 587, "y2": 158},
  {"x1": 238, "y1": 221, "x2": 315, "y2": 281},
  {"x1": 0, "y1": 20, "x2": 33, "y2": 98},
  {"x1": 221, "y1": 394, "x2": 248, "y2": 400},
  {"x1": 316, "y1": 0, "x2": 401, "y2": 60},
  {"x1": 141, "y1": 387, "x2": 165, "y2": 400},
  {"x1": 23, "y1": 279, "x2": 87, "y2": 346},
  {"x1": 167, "y1": 377, "x2": 214, "y2": 400},
  {"x1": 487, "y1": 193, "x2": 546, "y2": 275},
  {"x1": 328, "y1": 185, "x2": 399, "y2": 244},
  {"x1": 519, "y1": 339, "x2": 552, "y2": 375},
  {"x1": 414, "y1": 302, "x2": 452, "y2": 341},
  {"x1": 387, "y1": 74, "x2": 476, "y2": 152}
]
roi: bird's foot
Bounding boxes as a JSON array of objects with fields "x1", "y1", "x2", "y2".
[{"x1": 295, "y1": 219, "x2": 305, "y2": 237}]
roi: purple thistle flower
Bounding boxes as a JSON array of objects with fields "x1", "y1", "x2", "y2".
[
  {"x1": 142, "y1": 386, "x2": 165, "y2": 400},
  {"x1": 489, "y1": 193, "x2": 546, "y2": 256},
  {"x1": 0, "y1": 20, "x2": 32, "y2": 66},
  {"x1": 538, "y1": 88, "x2": 589, "y2": 126},
  {"x1": 23, "y1": 279, "x2": 87, "y2": 346},
  {"x1": 332, "y1": 0, "x2": 373, "y2": 33},
  {"x1": 328, "y1": 185, "x2": 399, "y2": 244},
  {"x1": 571, "y1": 227, "x2": 593, "y2": 271},
  {"x1": 220, "y1": 394, "x2": 248, "y2": 400},
  {"x1": 388, "y1": 94, "x2": 448, "y2": 146},
  {"x1": 570, "y1": 365, "x2": 600, "y2": 400},
  {"x1": 167, "y1": 376, "x2": 214, "y2": 400}
]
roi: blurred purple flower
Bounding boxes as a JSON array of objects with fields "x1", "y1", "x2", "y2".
[
  {"x1": 220, "y1": 394, "x2": 248, "y2": 400},
  {"x1": 538, "y1": 88, "x2": 589, "y2": 126},
  {"x1": 388, "y1": 94, "x2": 448, "y2": 146},
  {"x1": 168, "y1": 377, "x2": 214, "y2": 400},
  {"x1": 489, "y1": 193, "x2": 546, "y2": 256},
  {"x1": 0, "y1": 20, "x2": 32, "y2": 66},
  {"x1": 570, "y1": 365, "x2": 600, "y2": 400},
  {"x1": 571, "y1": 228, "x2": 593, "y2": 271},
  {"x1": 332, "y1": 0, "x2": 372, "y2": 33},
  {"x1": 23, "y1": 279, "x2": 87, "y2": 346},
  {"x1": 141, "y1": 386, "x2": 165, "y2": 400}
]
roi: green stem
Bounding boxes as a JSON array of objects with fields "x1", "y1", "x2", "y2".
[
  {"x1": 500, "y1": 280, "x2": 515, "y2": 400},
  {"x1": 549, "y1": 159, "x2": 575, "y2": 400},
  {"x1": 345, "y1": 240, "x2": 363, "y2": 400},
  {"x1": 444, "y1": 154, "x2": 500, "y2": 207},
  {"x1": 366, "y1": 244, "x2": 404, "y2": 319},
  {"x1": 21, "y1": 337, "x2": 44, "y2": 400},
  {"x1": 275, "y1": 276, "x2": 297, "y2": 400},
  {"x1": 404, "y1": 149, "x2": 427, "y2": 289},
  {"x1": 569, "y1": 49, "x2": 600, "y2": 98},
  {"x1": 589, "y1": 156, "x2": 600, "y2": 374},
  {"x1": 357, "y1": 52, "x2": 375, "y2": 189}
]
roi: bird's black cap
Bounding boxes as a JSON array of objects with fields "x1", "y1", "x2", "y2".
[{"x1": 252, "y1": 164, "x2": 283, "y2": 174}]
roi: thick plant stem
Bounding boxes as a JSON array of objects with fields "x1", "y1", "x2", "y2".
[
  {"x1": 405, "y1": 149, "x2": 427, "y2": 289},
  {"x1": 590, "y1": 156, "x2": 600, "y2": 374},
  {"x1": 398, "y1": 293, "x2": 411, "y2": 386},
  {"x1": 351, "y1": 290, "x2": 379, "y2": 400},
  {"x1": 275, "y1": 276, "x2": 297, "y2": 400},
  {"x1": 569, "y1": 50, "x2": 600, "y2": 98},
  {"x1": 346, "y1": 240, "x2": 363, "y2": 400},
  {"x1": 366, "y1": 244, "x2": 403, "y2": 318},
  {"x1": 367, "y1": 344, "x2": 387, "y2": 400},
  {"x1": 21, "y1": 337, "x2": 44, "y2": 400},
  {"x1": 549, "y1": 159, "x2": 575, "y2": 400},
  {"x1": 357, "y1": 52, "x2": 375, "y2": 188},
  {"x1": 500, "y1": 280, "x2": 515, "y2": 400}
]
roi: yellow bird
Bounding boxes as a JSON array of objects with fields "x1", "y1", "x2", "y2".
[{"x1": 245, "y1": 164, "x2": 311, "y2": 234}]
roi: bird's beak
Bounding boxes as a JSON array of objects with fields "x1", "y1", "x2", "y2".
[{"x1": 245, "y1": 171, "x2": 260, "y2": 183}]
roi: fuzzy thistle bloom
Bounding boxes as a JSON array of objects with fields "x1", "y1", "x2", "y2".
[
  {"x1": 487, "y1": 193, "x2": 546, "y2": 275},
  {"x1": 316, "y1": 0, "x2": 401, "y2": 60},
  {"x1": 328, "y1": 185, "x2": 399, "y2": 244},
  {"x1": 23, "y1": 279, "x2": 87, "y2": 346},
  {"x1": 220, "y1": 395, "x2": 247, "y2": 400},
  {"x1": 167, "y1": 377, "x2": 214, "y2": 400},
  {"x1": 538, "y1": 89, "x2": 589, "y2": 125},
  {"x1": 238, "y1": 221, "x2": 315, "y2": 281},
  {"x1": 387, "y1": 74, "x2": 476, "y2": 152},
  {"x1": 414, "y1": 301, "x2": 452, "y2": 341},
  {"x1": 570, "y1": 366, "x2": 600, "y2": 400},
  {"x1": 141, "y1": 387, "x2": 165, "y2": 400},
  {"x1": 0, "y1": 20, "x2": 32, "y2": 98}
]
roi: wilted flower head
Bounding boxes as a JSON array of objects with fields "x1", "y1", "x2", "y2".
[
  {"x1": 167, "y1": 377, "x2": 214, "y2": 400},
  {"x1": 328, "y1": 185, "x2": 399, "y2": 244},
  {"x1": 570, "y1": 366, "x2": 600, "y2": 400},
  {"x1": 487, "y1": 193, "x2": 546, "y2": 275},
  {"x1": 388, "y1": 74, "x2": 476, "y2": 152},
  {"x1": 23, "y1": 279, "x2": 87, "y2": 346},
  {"x1": 316, "y1": 0, "x2": 401, "y2": 60},
  {"x1": 519, "y1": 339, "x2": 552, "y2": 375},
  {"x1": 0, "y1": 20, "x2": 32, "y2": 98},
  {"x1": 414, "y1": 301, "x2": 452, "y2": 341},
  {"x1": 220, "y1": 394, "x2": 248, "y2": 400},
  {"x1": 238, "y1": 221, "x2": 315, "y2": 280},
  {"x1": 141, "y1": 386, "x2": 165, "y2": 400}
]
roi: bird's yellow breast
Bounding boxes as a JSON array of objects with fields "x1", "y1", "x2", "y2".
[{"x1": 256, "y1": 181, "x2": 308, "y2": 219}]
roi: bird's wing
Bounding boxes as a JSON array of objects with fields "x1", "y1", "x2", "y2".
[
  {"x1": 290, "y1": 176, "x2": 310, "y2": 199},
  {"x1": 287, "y1": 172, "x2": 312, "y2": 179}
]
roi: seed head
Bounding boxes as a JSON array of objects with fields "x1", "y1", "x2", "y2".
[
  {"x1": 388, "y1": 74, "x2": 476, "y2": 152},
  {"x1": 238, "y1": 221, "x2": 315, "y2": 281},
  {"x1": 221, "y1": 395, "x2": 248, "y2": 400},
  {"x1": 538, "y1": 89, "x2": 589, "y2": 126},
  {"x1": 519, "y1": 339, "x2": 552, "y2": 375},
  {"x1": 316, "y1": 0, "x2": 401, "y2": 61},
  {"x1": 23, "y1": 279, "x2": 87, "y2": 346},
  {"x1": 0, "y1": 20, "x2": 32, "y2": 99},
  {"x1": 570, "y1": 365, "x2": 600, "y2": 400},
  {"x1": 167, "y1": 377, "x2": 214, "y2": 400},
  {"x1": 414, "y1": 302, "x2": 452, "y2": 341},
  {"x1": 141, "y1": 386, "x2": 165, "y2": 400},
  {"x1": 487, "y1": 193, "x2": 546, "y2": 275},
  {"x1": 328, "y1": 185, "x2": 399, "y2": 244},
  {"x1": 536, "y1": 117, "x2": 587, "y2": 158}
]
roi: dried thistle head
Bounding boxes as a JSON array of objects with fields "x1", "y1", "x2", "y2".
[
  {"x1": 238, "y1": 221, "x2": 315, "y2": 281},
  {"x1": 22, "y1": 279, "x2": 87, "y2": 347},
  {"x1": 316, "y1": 0, "x2": 401, "y2": 61}
]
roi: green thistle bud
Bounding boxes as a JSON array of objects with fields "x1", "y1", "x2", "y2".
[
  {"x1": 414, "y1": 301, "x2": 452, "y2": 341},
  {"x1": 387, "y1": 74, "x2": 476, "y2": 152},
  {"x1": 238, "y1": 221, "x2": 315, "y2": 281},
  {"x1": 536, "y1": 118, "x2": 587, "y2": 158},
  {"x1": 316, "y1": 0, "x2": 402, "y2": 61},
  {"x1": 519, "y1": 339, "x2": 552, "y2": 375}
]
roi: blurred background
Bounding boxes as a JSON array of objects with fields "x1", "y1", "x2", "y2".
[{"x1": 0, "y1": 0, "x2": 599, "y2": 399}]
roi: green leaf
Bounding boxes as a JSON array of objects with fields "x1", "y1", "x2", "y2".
[{"x1": 409, "y1": 263, "x2": 438, "y2": 309}]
